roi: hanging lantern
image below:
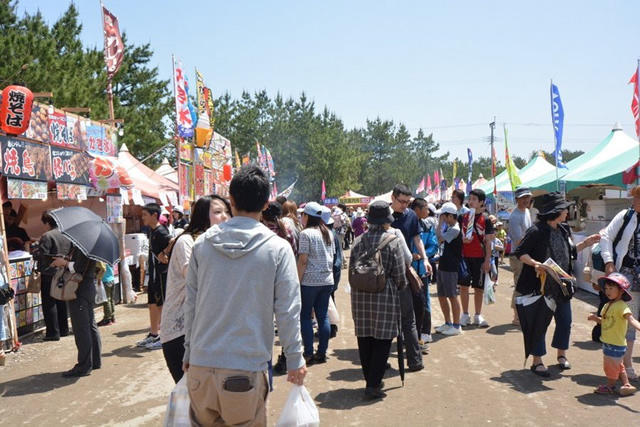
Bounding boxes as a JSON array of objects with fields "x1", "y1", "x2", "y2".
[
  {"x1": 223, "y1": 164, "x2": 232, "y2": 181},
  {"x1": 0, "y1": 85, "x2": 34, "y2": 135}
]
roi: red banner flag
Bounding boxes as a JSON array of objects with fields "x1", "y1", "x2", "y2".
[
  {"x1": 102, "y1": 5, "x2": 124, "y2": 77},
  {"x1": 630, "y1": 65, "x2": 640, "y2": 139},
  {"x1": 426, "y1": 174, "x2": 432, "y2": 191},
  {"x1": 321, "y1": 180, "x2": 326, "y2": 201}
]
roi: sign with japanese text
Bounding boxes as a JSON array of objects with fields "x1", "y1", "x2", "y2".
[
  {"x1": 85, "y1": 124, "x2": 116, "y2": 157},
  {"x1": 178, "y1": 162, "x2": 189, "y2": 203},
  {"x1": 0, "y1": 86, "x2": 34, "y2": 135},
  {"x1": 47, "y1": 110, "x2": 71, "y2": 147},
  {"x1": 195, "y1": 165, "x2": 205, "y2": 198},
  {"x1": 50, "y1": 147, "x2": 90, "y2": 185},
  {"x1": 56, "y1": 183, "x2": 88, "y2": 201},
  {"x1": 0, "y1": 135, "x2": 51, "y2": 181}
]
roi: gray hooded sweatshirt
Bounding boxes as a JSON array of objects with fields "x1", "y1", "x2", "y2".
[{"x1": 183, "y1": 216, "x2": 304, "y2": 372}]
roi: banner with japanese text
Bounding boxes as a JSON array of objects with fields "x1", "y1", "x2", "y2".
[
  {"x1": 0, "y1": 135, "x2": 51, "y2": 181},
  {"x1": 85, "y1": 123, "x2": 116, "y2": 157},
  {"x1": 50, "y1": 147, "x2": 90, "y2": 185},
  {"x1": 195, "y1": 165, "x2": 205, "y2": 198}
]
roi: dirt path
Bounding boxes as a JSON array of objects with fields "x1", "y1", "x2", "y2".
[{"x1": 2, "y1": 261, "x2": 640, "y2": 426}]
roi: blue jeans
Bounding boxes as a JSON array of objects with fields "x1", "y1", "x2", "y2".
[
  {"x1": 300, "y1": 285, "x2": 333, "y2": 357},
  {"x1": 532, "y1": 300, "x2": 572, "y2": 357}
]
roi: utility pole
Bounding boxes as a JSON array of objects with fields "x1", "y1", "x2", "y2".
[{"x1": 490, "y1": 117, "x2": 496, "y2": 194}]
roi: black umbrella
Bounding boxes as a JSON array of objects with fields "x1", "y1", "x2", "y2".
[
  {"x1": 49, "y1": 206, "x2": 120, "y2": 265},
  {"x1": 396, "y1": 318, "x2": 405, "y2": 386},
  {"x1": 515, "y1": 293, "x2": 555, "y2": 362}
]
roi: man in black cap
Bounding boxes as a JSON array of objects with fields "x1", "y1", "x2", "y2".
[{"x1": 509, "y1": 186, "x2": 532, "y2": 325}]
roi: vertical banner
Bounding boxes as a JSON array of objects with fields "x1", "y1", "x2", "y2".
[
  {"x1": 321, "y1": 180, "x2": 326, "y2": 201},
  {"x1": 173, "y1": 58, "x2": 194, "y2": 138},
  {"x1": 101, "y1": 5, "x2": 125, "y2": 77},
  {"x1": 195, "y1": 165, "x2": 205, "y2": 199},
  {"x1": 504, "y1": 126, "x2": 522, "y2": 191},
  {"x1": 629, "y1": 63, "x2": 640, "y2": 139},
  {"x1": 178, "y1": 162, "x2": 189, "y2": 203},
  {"x1": 550, "y1": 82, "x2": 566, "y2": 168}
]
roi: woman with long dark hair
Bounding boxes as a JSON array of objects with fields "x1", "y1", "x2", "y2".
[
  {"x1": 297, "y1": 202, "x2": 334, "y2": 364},
  {"x1": 262, "y1": 202, "x2": 297, "y2": 255},
  {"x1": 160, "y1": 195, "x2": 231, "y2": 382}
]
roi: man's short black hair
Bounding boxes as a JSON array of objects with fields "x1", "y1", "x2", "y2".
[
  {"x1": 410, "y1": 197, "x2": 428, "y2": 210},
  {"x1": 142, "y1": 203, "x2": 161, "y2": 219},
  {"x1": 276, "y1": 195, "x2": 287, "y2": 205},
  {"x1": 469, "y1": 188, "x2": 486, "y2": 203},
  {"x1": 392, "y1": 184, "x2": 412, "y2": 198},
  {"x1": 337, "y1": 203, "x2": 347, "y2": 211},
  {"x1": 452, "y1": 189, "x2": 465, "y2": 204},
  {"x1": 230, "y1": 165, "x2": 270, "y2": 213}
]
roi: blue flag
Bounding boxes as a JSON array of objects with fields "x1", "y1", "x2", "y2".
[{"x1": 550, "y1": 82, "x2": 567, "y2": 168}]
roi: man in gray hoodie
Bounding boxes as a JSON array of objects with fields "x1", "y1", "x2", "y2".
[{"x1": 183, "y1": 165, "x2": 306, "y2": 426}]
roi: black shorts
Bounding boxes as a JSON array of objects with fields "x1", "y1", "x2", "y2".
[
  {"x1": 461, "y1": 257, "x2": 484, "y2": 289},
  {"x1": 148, "y1": 272, "x2": 167, "y2": 306}
]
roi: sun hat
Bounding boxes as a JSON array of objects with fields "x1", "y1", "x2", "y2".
[
  {"x1": 438, "y1": 202, "x2": 458, "y2": 216},
  {"x1": 514, "y1": 187, "x2": 533, "y2": 199},
  {"x1": 598, "y1": 272, "x2": 632, "y2": 301},
  {"x1": 367, "y1": 201, "x2": 394, "y2": 225},
  {"x1": 538, "y1": 192, "x2": 572, "y2": 216},
  {"x1": 320, "y1": 206, "x2": 334, "y2": 225},
  {"x1": 303, "y1": 201, "x2": 324, "y2": 218}
]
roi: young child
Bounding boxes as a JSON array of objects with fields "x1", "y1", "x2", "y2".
[
  {"x1": 495, "y1": 221, "x2": 507, "y2": 265},
  {"x1": 588, "y1": 273, "x2": 640, "y2": 396},
  {"x1": 434, "y1": 202, "x2": 463, "y2": 336}
]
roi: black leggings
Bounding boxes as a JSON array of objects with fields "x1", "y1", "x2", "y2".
[
  {"x1": 411, "y1": 290, "x2": 425, "y2": 339},
  {"x1": 357, "y1": 337, "x2": 392, "y2": 388},
  {"x1": 162, "y1": 335, "x2": 185, "y2": 383}
]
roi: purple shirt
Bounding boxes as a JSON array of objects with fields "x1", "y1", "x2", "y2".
[{"x1": 352, "y1": 217, "x2": 367, "y2": 237}]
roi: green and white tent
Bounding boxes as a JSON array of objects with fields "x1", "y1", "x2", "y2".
[
  {"x1": 479, "y1": 151, "x2": 555, "y2": 194},
  {"x1": 525, "y1": 125, "x2": 639, "y2": 193}
]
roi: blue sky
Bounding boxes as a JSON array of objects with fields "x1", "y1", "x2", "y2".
[{"x1": 17, "y1": 0, "x2": 640, "y2": 162}]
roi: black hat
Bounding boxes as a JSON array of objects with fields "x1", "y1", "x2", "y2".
[
  {"x1": 539, "y1": 192, "x2": 572, "y2": 216},
  {"x1": 514, "y1": 187, "x2": 532, "y2": 199},
  {"x1": 367, "y1": 201, "x2": 394, "y2": 225}
]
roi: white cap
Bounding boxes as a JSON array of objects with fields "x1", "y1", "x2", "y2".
[
  {"x1": 438, "y1": 202, "x2": 458, "y2": 216},
  {"x1": 320, "y1": 206, "x2": 334, "y2": 225}
]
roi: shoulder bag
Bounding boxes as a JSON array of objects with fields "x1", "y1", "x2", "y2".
[{"x1": 27, "y1": 259, "x2": 42, "y2": 293}]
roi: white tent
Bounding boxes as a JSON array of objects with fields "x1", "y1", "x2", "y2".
[
  {"x1": 372, "y1": 190, "x2": 393, "y2": 204},
  {"x1": 155, "y1": 157, "x2": 178, "y2": 184},
  {"x1": 479, "y1": 151, "x2": 555, "y2": 194}
]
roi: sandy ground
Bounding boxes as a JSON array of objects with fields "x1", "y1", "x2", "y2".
[{"x1": 2, "y1": 258, "x2": 640, "y2": 426}]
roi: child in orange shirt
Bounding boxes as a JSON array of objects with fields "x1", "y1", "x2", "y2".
[{"x1": 588, "y1": 273, "x2": 640, "y2": 396}]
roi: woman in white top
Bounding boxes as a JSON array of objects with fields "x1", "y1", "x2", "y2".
[{"x1": 160, "y1": 195, "x2": 231, "y2": 382}]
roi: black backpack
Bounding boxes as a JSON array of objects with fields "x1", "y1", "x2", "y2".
[{"x1": 349, "y1": 234, "x2": 397, "y2": 293}]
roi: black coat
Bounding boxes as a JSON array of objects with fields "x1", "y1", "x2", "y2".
[
  {"x1": 513, "y1": 221, "x2": 576, "y2": 295},
  {"x1": 38, "y1": 228, "x2": 72, "y2": 276}
]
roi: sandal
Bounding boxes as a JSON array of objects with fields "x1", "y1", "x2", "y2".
[
  {"x1": 557, "y1": 356, "x2": 571, "y2": 370},
  {"x1": 619, "y1": 384, "x2": 637, "y2": 396},
  {"x1": 530, "y1": 363, "x2": 550, "y2": 377},
  {"x1": 11, "y1": 341, "x2": 21, "y2": 352},
  {"x1": 594, "y1": 384, "x2": 615, "y2": 394}
]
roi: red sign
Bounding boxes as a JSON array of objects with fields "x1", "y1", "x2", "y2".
[
  {"x1": 102, "y1": 6, "x2": 124, "y2": 77},
  {"x1": 195, "y1": 165, "x2": 205, "y2": 198},
  {"x1": 1, "y1": 86, "x2": 34, "y2": 135}
]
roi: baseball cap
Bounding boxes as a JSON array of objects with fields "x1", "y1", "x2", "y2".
[
  {"x1": 303, "y1": 201, "x2": 324, "y2": 218},
  {"x1": 514, "y1": 187, "x2": 533, "y2": 199},
  {"x1": 438, "y1": 202, "x2": 458, "y2": 216},
  {"x1": 320, "y1": 206, "x2": 334, "y2": 225}
]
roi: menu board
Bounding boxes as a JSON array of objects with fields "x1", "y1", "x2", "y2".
[
  {"x1": 0, "y1": 135, "x2": 52, "y2": 181},
  {"x1": 50, "y1": 147, "x2": 90, "y2": 185}
]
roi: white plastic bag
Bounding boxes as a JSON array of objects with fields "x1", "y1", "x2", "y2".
[
  {"x1": 483, "y1": 273, "x2": 496, "y2": 305},
  {"x1": 95, "y1": 283, "x2": 107, "y2": 305},
  {"x1": 276, "y1": 385, "x2": 319, "y2": 427},
  {"x1": 163, "y1": 376, "x2": 191, "y2": 427},
  {"x1": 327, "y1": 297, "x2": 340, "y2": 324}
]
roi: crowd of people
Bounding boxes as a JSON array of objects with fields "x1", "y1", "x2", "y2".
[{"x1": 1, "y1": 165, "x2": 640, "y2": 423}]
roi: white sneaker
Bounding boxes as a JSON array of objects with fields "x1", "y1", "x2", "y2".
[
  {"x1": 435, "y1": 324, "x2": 449, "y2": 334},
  {"x1": 460, "y1": 313, "x2": 471, "y2": 327},
  {"x1": 442, "y1": 325, "x2": 462, "y2": 336},
  {"x1": 136, "y1": 333, "x2": 158, "y2": 347},
  {"x1": 475, "y1": 314, "x2": 489, "y2": 328},
  {"x1": 421, "y1": 333, "x2": 433, "y2": 343},
  {"x1": 145, "y1": 337, "x2": 162, "y2": 350}
]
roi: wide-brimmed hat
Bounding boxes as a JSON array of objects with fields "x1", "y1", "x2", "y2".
[
  {"x1": 598, "y1": 272, "x2": 632, "y2": 301},
  {"x1": 303, "y1": 201, "x2": 324, "y2": 218},
  {"x1": 514, "y1": 187, "x2": 533, "y2": 199},
  {"x1": 538, "y1": 192, "x2": 572, "y2": 216},
  {"x1": 367, "y1": 201, "x2": 394, "y2": 225}
]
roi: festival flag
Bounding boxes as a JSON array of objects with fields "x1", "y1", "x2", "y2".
[
  {"x1": 101, "y1": 5, "x2": 124, "y2": 77},
  {"x1": 242, "y1": 154, "x2": 250, "y2": 165},
  {"x1": 321, "y1": 180, "x2": 326, "y2": 201},
  {"x1": 550, "y1": 81, "x2": 567, "y2": 168},
  {"x1": 278, "y1": 179, "x2": 297, "y2": 198},
  {"x1": 629, "y1": 62, "x2": 640, "y2": 139},
  {"x1": 426, "y1": 175, "x2": 432, "y2": 193},
  {"x1": 256, "y1": 141, "x2": 264, "y2": 167},
  {"x1": 172, "y1": 57, "x2": 194, "y2": 138},
  {"x1": 504, "y1": 126, "x2": 522, "y2": 190},
  {"x1": 623, "y1": 160, "x2": 640, "y2": 184},
  {"x1": 466, "y1": 148, "x2": 473, "y2": 193},
  {"x1": 454, "y1": 177, "x2": 461, "y2": 190},
  {"x1": 234, "y1": 149, "x2": 241, "y2": 169},
  {"x1": 264, "y1": 146, "x2": 276, "y2": 177},
  {"x1": 416, "y1": 176, "x2": 426, "y2": 194}
]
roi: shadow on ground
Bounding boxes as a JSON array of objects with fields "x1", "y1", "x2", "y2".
[
  {"x1": 102, "y1": 344, "x2": 151, "y2": 359},
  {"x1": 572, "y1": 339, "x2": 600, "y2": 351},
  {"x1": 326, "y1": 368, "x2": 363, "y2": 382},
  {"x1": 490, "y1": 369, "x2": 562, "y2": 393},
  {"x1": 486, "y1": 323, "x2": 521, "y2": 336},
  {"x1": 331, "y1": 348, "x2": 360, "y2": 365},
  {"x1": 315, "y1": 388, "x2": 384, "y2": 410},
  {"x1": 0, "y1": 372, "x2": 80, "y2": 397},
  {"x1": 113, "y1": 328, "x2": 149, "y2": 338}
]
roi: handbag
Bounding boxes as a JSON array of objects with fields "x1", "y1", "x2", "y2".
[
  {"x1": 406, "y1": 266, "x2": 423, "y2": 294},
  {"x1": 27, "y1": 260, "x2": 42, "y2": 293},
  {"x1": 50, "y1": 267, "x2": 83, "y2": 301}
]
